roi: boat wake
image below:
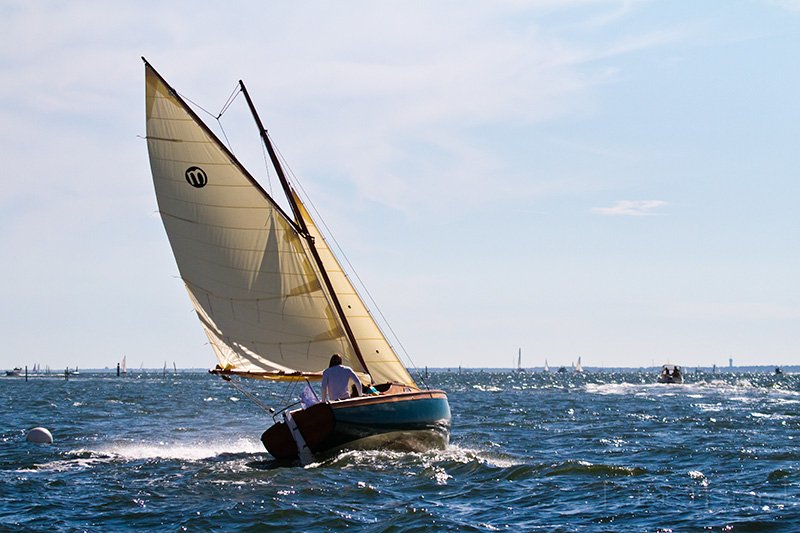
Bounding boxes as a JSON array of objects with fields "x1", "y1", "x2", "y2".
[
  {"x1": 17, "y1": 437, "x2": 266, "y2": 473},
  {"x1": 20, "y1": 440, "x2": 512, "y2": 478},
  {"x1": 85, "y1": 437, "x2": 265, "y2": 461},
  {"x1": 92, "y1": 436, "x2": 265, "y2": 461},
  {"x1": 314, "y1": 443, "x2": 519, "y2": 470}
]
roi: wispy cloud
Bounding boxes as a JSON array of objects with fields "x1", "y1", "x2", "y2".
[
  {"x1": 670, "y1": 302, "x2": 800, "y2": 321},
  {"x1": 769, "y1": 0, "x2": 800, "y2": 12},
  {"x1": 591, "y1": 200, "x2": 667, "y2": 216}
]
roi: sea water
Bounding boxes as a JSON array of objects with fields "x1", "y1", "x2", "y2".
[{"x1": 1, "y1": 370, "x2": 798, "y2": 531}]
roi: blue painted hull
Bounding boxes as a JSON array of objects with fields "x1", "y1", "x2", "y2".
[
  {"x1": 262, "y1": 390, "x2": 451, "y2": 459},
  {"x1": 328, "y1": 392, "x2": 451, "y2": 452}
]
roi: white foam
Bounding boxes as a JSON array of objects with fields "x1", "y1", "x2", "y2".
[
  {"x1": 585, "y1": 379, "x2": 799, "y2": 400},
  {"x1": 472, "y1": 385, "x2": 502, "y2": 392},
  {"x1": 750, "y1": 412, "x2": 793, "y2": 420},
  {"x1": 20, "y1": 457, "x2": 104, "y2": 473},
  {"x1": 695, "y1": 403, "x2": 723, "y2": 412},
  {"x1": 319, "y1": 443, "x2": 521, "y2": 470},
  {"x1": 77, "y1": 437, "x2": 264, "y2": 462}
]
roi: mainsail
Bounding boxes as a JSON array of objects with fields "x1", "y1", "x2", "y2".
[{"x1": 144, "y1": 60, "x2": 413, "y2": 386}]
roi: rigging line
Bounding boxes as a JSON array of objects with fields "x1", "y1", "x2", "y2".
[
  {"x1": 177, "y1": 91, "x2": 217, "y2": 119},
  {"x1": 177, "y1": 86, "x2": 240, "y2": 152},
  {"x1": 213, "y1": 83, "x2": 242, "y2": 153},
  {"x1": 220, "y1": 375, "x2": 273, "y2": 415},
  {"x1": 177, "y1": 83, "x2": 241, "y2": 120},
  {"x1": 216, "y1": 84, "x2": 242, "y2": 118},
  {"x1": 260, "y1": 140, "x2": 274, "y2": 196},
  {"x1": 268, "y1": 137, "x2": 425, "y2": 384},
  {"x1": 215, "y1": 117, "x2": 234, "y2": 153},
  {"x1": 279, "y1": 379, "x2": 301, "y2": 410}
]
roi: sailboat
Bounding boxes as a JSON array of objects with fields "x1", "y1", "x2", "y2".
[
  {"x1": 574, "y1": 357, "x2": 583, "y2": 373},
  {"x1": 143, "y1": 59, "x2": 451, "y2": 461},
  {"x1": 543, "y1": 359, "x2": 549, "y2": 373},
  {"x1": 516, "y1": 348, "x2": 525, "y2": 373}
]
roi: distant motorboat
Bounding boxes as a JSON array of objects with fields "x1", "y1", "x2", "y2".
[
  {"x1": 5, "y1": 367, "x2": 22, "y2": 377},
  {"x1": 557, "y1": 367, "x2": 567, "y2": 373},
  {"x1": 658, "y1": 364, "x2": 683, "y2": 384},
  {"x1": 775, "y1": 367, "x2": 783, "y2": 375}
]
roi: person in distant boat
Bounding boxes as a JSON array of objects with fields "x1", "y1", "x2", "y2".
[{"x1": 321, "y1": 353, "x2": 362, "y2": 402}]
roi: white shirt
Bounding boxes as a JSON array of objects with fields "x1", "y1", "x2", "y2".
[{"x1": 320, "y1": 364, "x2": 362, "y2": 402}]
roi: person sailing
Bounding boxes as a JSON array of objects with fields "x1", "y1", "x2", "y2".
[{"x1": 320, "y1": 353, "x2": 363, "y2": 402}]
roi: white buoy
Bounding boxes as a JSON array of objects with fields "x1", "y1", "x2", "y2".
[{"x1": 26, "y1": 427, "x2": 53, "y2": 444}]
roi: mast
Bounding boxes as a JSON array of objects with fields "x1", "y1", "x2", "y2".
[{"x1": 238, "y1": 81, "x2": 370, "y2": 377}]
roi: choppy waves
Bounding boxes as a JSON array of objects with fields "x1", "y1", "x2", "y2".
[{"x1": 1, "y1": 370, "x2": 798, "y2": 531}]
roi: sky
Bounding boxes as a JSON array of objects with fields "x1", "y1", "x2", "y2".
[{"x1": 1, "y1": 1, "x2": 798, "y2": 371}]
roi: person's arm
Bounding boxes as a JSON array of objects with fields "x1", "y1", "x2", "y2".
[
  {"x1": 349, "y1": 370, "x2": 362, "y2": 397},
  {"x1": 321, "y1": 373, "x2": 329, "y2": 402}
]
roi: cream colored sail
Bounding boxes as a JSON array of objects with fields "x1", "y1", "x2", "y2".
[
  {"x1": 292, "y1": 192, "x2": 415, "y2": 386},
  {"x1": 144, "y1": 64, "x2": 366, "y2": 379}
]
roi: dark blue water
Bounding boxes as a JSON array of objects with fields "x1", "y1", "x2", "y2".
[{"x1": 1, "y1": 370, "x2": 798, "y2": 531}]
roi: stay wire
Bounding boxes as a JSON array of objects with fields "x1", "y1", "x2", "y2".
[
  {"x1": 216, "y1": 84, "x2": 242, "y2": 118},
  {"x1": 280, "y1": 379, "x2": 301, "y2": 409},
  {"x1": 260, "y1": 141, "x2": 274, "y2": 197},
  {"x1": 221, "y1": 376, "x2": 273, "y2": 416},
  {"x1": 178, "y1": 84, "x2": 242, "y2": 153}
]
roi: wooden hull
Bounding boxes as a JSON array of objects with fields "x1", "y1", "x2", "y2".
[{"x1": 261, "y1": 390, "x2": 451, "y2": 460}]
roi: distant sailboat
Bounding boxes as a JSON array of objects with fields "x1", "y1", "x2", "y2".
[
  {"x1": 121, "y1": 355, "x2": 127, "y2": 376},
  {"x1": 516, "y1": 348, "x2": 525, "y2": 373},
  {"x1": 143, "y1": 58, "x2": 450, "y2": 461},
  {"x1": 574, "y1": 357, "x2": 583, "y2": 373},
  {"x1": 543, "y1": 359, "x2": 550, "y2": 373}
]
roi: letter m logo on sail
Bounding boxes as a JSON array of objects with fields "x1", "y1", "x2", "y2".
[{"x1": 185, "y1": 166, "x2": 208, "y2": 188}]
